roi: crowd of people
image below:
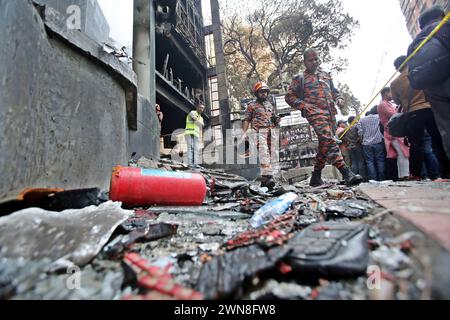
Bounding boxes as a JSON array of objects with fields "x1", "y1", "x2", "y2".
[
  {"x1": 177, "y1": 5, "x2": 449, "y2": 188},
  {"x1": 339, "y1": 5, "x2": 450, "y2": 181}
]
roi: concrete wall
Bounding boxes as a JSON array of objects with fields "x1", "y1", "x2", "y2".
[
  {"x1": 128, "y1": 96, "x2": 161, "y2": 160},
  {"x1": 0, "y1": 0, "x2": 159, "y2": 198},
  {"x1": 35, "y1": 0, "x2": 110, "y2": 45}
]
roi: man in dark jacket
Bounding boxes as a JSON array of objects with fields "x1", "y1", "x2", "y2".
[
  {"x1": 407, "y1": 6, "x2": 450, "y2": 166},
  {"x1": 391, "y1": 55, "x2": 449, "y2": 179},
  {"x1": 408, "y1": 6, "x2": 449, "y2": 55},
  {"x1": 407, "y1": 6, "x2": 450, "y2": 90}
]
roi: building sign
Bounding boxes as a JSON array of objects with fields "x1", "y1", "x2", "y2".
[{"x1": 280, "y1": 124, "x2": 318, "y2": 170}]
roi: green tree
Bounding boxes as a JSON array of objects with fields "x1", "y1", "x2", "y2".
[
  {"x1": 337, "y1": 83, "x2": 362, "y2": 116},
  {"x1": 221, "y1": 0, "x2": 359, "y2": 102}
]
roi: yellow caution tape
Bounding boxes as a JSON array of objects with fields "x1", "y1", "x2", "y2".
[{"x1": 339, "y1": 12, "x2": 450, "y2": 140}]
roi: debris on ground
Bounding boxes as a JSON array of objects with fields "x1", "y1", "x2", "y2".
[
  {"x1": 285, "y1": 222, "x2": 369, "y2": 279},
  {"x1": 325, "y1": 200, "x2": 373, "y2": 219},
  {"x1": 0, "y1": 158, "x2": 444, "y2": 300},
  {"x1": 250, "y1": 192, "x2": 298, "y2": 228},
  {"x1": 103, "y1": 222, "x2": 178, "y2": 258},
  {"x1": 0, "y1": 201, "x2": 132, "y2": 266},
  {"x1": 0, "y1": 188, "x2": 108, "y2": 216},
  {"x1": 122, "y1": 253, "x2": 203, "y2": 300},
  {"x1": 196, "y1": 244, "x2": 291, "y2": 299}
]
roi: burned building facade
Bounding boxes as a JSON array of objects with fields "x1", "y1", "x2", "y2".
[
  {"x1": 399, "y1": 0, "x2": 450, "y2": 37},
  {"x1": 152, "y1": 0, "x2": 231, "y2": 150},
  {"x1": 155, "y1": 0, "x2": 208, "y2": 142},
  {"x1": 0, "y1": 0, "x2": 232, "y2": 198}
]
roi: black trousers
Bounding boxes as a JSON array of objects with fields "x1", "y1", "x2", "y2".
[
  {"x1": 406, "y1": 108, "x2": 450, "y2": 178},
  {"x1": 425, "y1": 78, "x2": 450, "y2": 177}
]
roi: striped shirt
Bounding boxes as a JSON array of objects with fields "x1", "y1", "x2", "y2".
[{"x1": 357, "y1": 115, "x2": 384, "y2": 146}]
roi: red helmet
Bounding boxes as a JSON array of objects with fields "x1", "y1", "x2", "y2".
[{"x1": 252, "y1": 81, "x2": 270, "y2": 95}]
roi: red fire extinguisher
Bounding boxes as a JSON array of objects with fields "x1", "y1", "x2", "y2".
[{"x1": 109, "y1": 166, "x2": 207, "y2": 206}]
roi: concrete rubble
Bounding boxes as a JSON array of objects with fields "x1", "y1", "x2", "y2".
[{"x1": 0, "y1": 158, "x2": 447, "y2": 300}]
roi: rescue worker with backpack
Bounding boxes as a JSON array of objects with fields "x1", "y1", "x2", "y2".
[
  {"x1": 285, "y1": 49, "x2": 363, "y2": 187},
  {"x1": 242, "y1": 81, "x2": 281, "y2": 190}
]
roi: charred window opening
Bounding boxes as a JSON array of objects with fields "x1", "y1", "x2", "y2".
[
  {"x1": 155, "y1": 0, "x2": 209, "y2": 150},
  {"x1": 161, "y1": 6, "x2": 169, "y2": 14}
]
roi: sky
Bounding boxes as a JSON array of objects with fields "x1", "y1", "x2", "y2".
[
  {"x1": 97, "y1": 0, "x2": 412, "y2": 109},
  {"x1": 334, "y1": 0, "x2": 412, "y2": 108},
  {"x1": 97, "y1": 0, "x2": 133, "y2": 49}
]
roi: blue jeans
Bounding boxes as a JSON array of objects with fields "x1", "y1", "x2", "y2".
[
  {"x1": 186, "y1": 135, "x2": 200, "y2": 167},
  {"x1": 407, "y1": 108, "x2": 446, "y2": 178},
  {"x1": 349, "y1": 147, "x2": 367, "y2": 180},
  {"x1": 421, "y1": 132, "x2": 441, "y2": 179},
  {"x1": 363, "y1": 142, "x2": 386, "y2": 181}
]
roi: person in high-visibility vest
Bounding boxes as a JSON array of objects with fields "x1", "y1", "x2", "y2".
[{"x1": 185, "y1": 103, "x2": 205, "y2": 168}]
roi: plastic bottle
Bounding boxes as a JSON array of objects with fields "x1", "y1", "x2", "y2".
[{"x1": 250, "y1": 192, "x2": 298, "y2": 228}]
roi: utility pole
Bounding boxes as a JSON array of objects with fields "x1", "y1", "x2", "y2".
[
  {"x1": 210, "y1": 0, "x2": 231, "y2": 134},
  {"x1": 133, "y1": 0, "x2": 156, "y2": 106}
]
